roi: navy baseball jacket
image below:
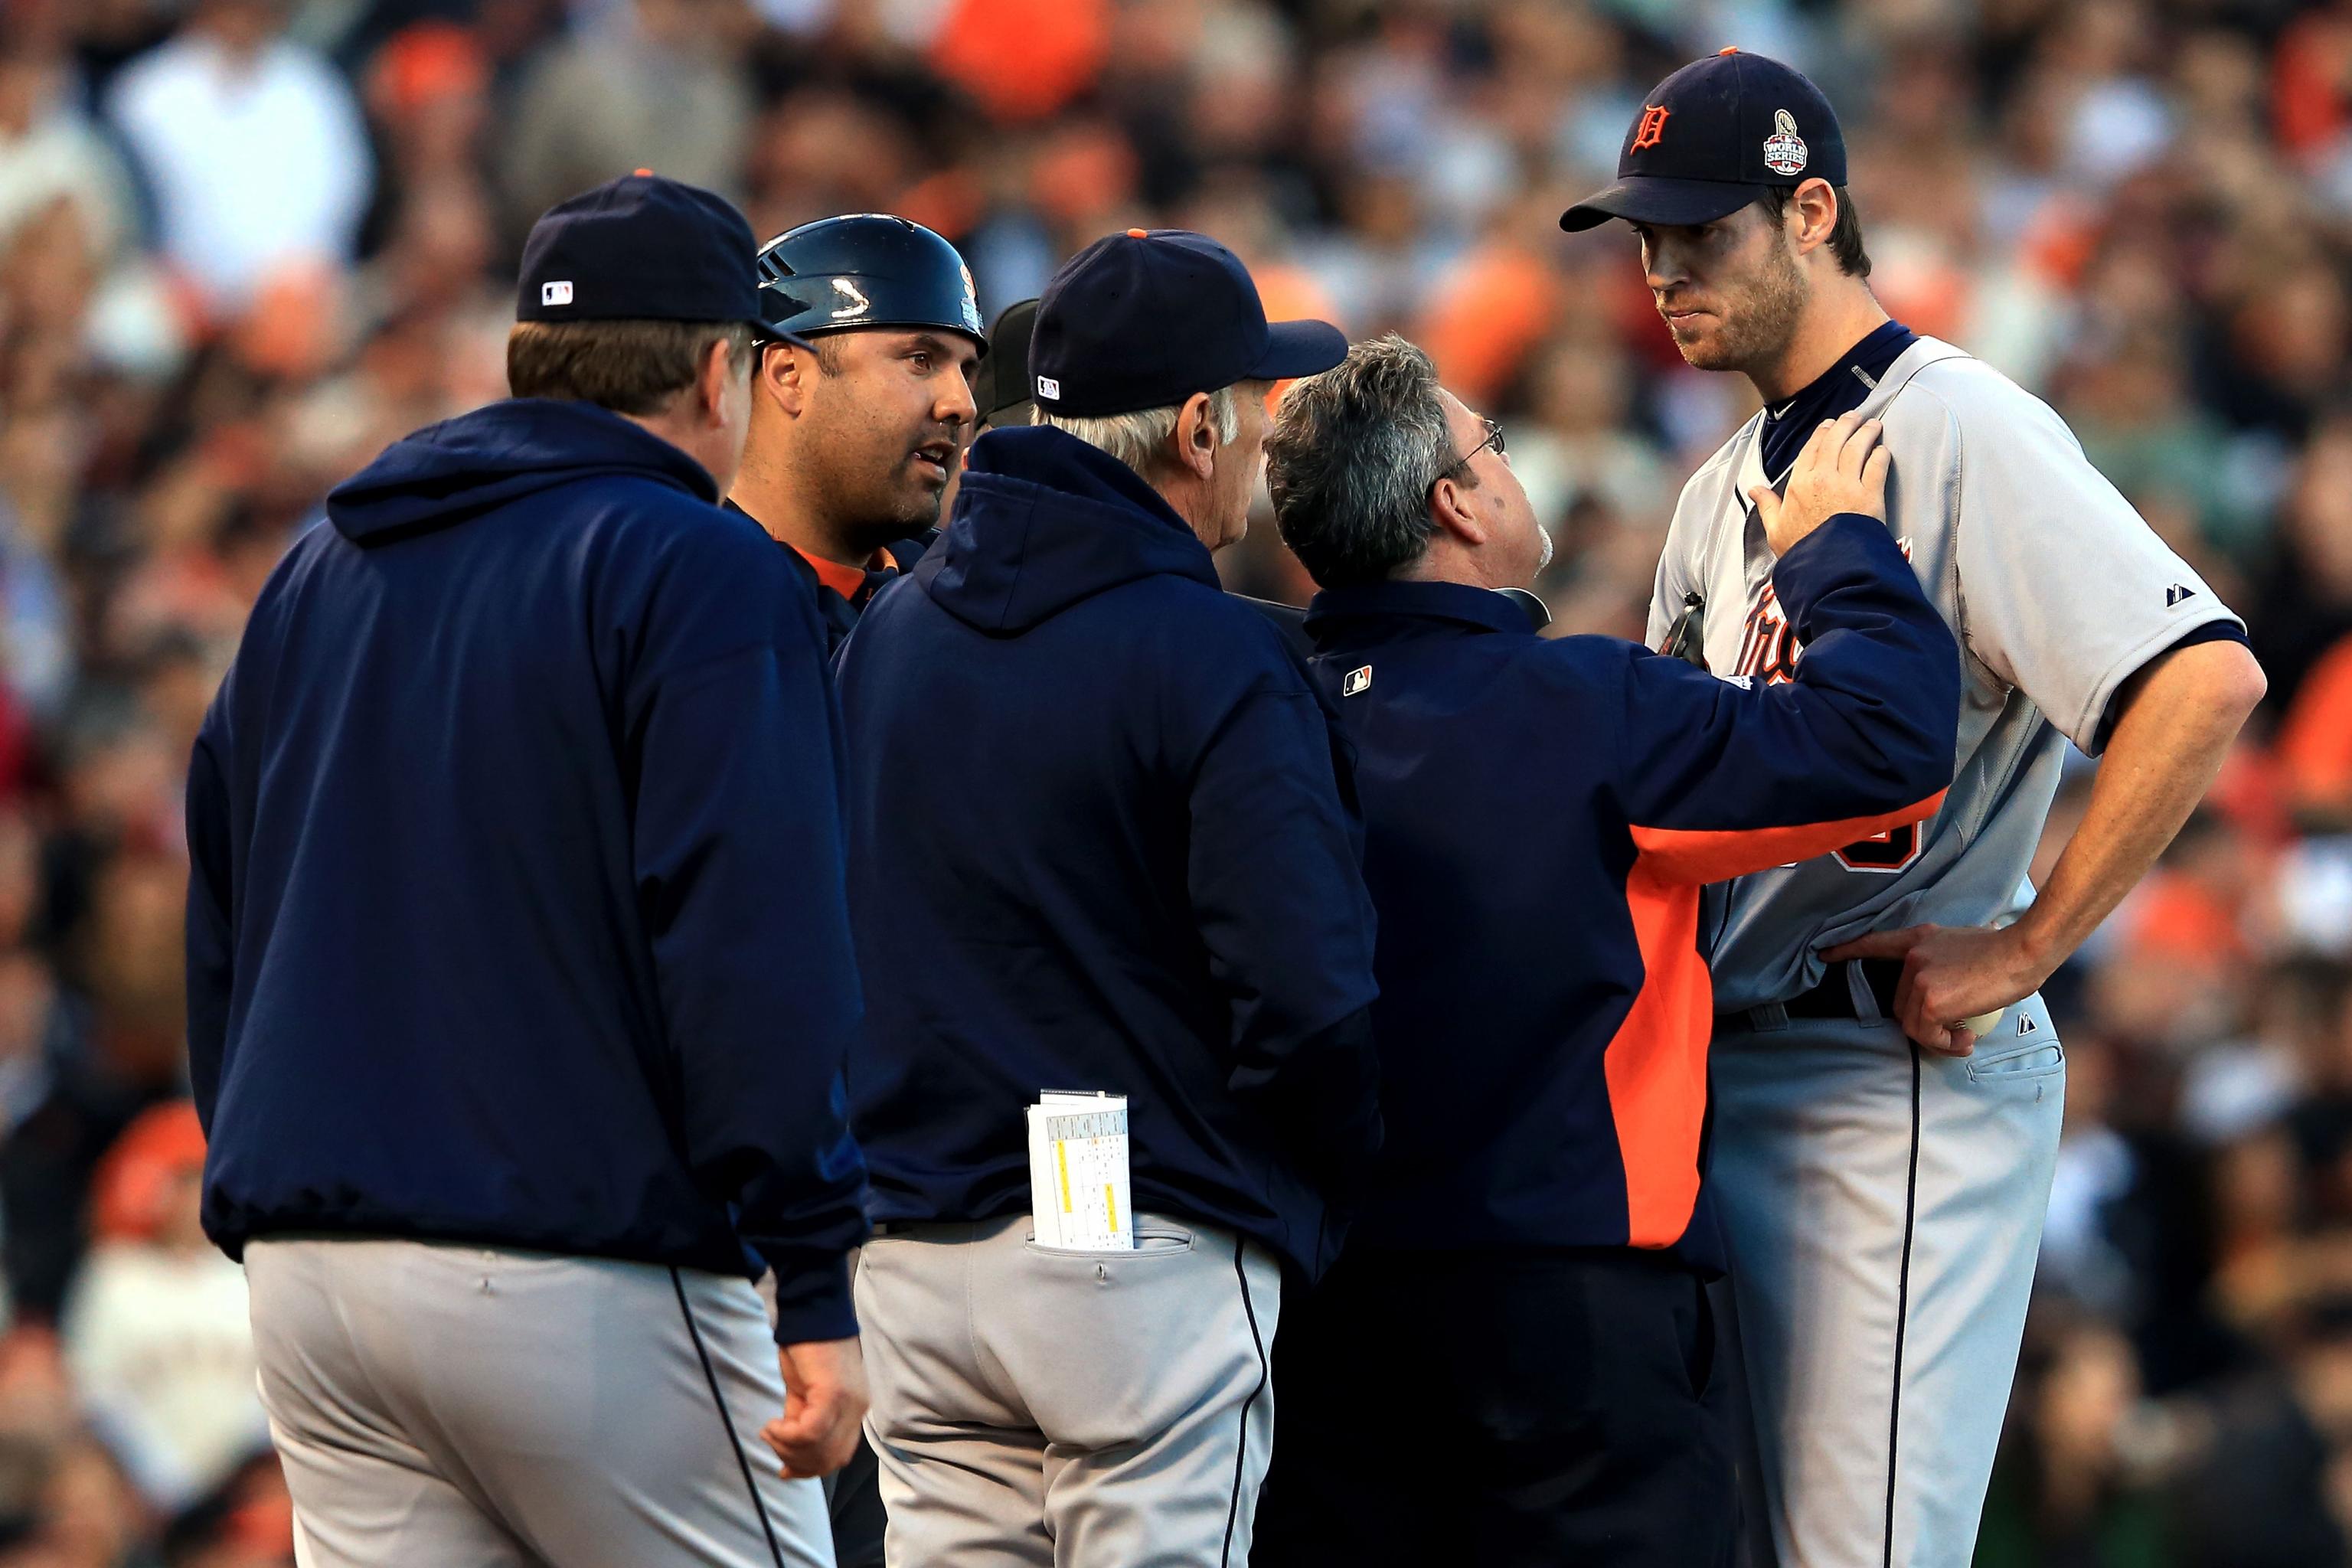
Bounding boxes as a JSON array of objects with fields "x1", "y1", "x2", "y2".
[
  {"x1": 836, "y1": 425, "x2": 1382, "y2": 1280},
  {"x1": 1306, "y1": 514, "x2": 1958, "y2": 1270},
  {"x1": 185, "y1": 399, "x2": 870, "y2": 1343}
]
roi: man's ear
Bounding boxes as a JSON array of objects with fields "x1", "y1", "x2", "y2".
[
  {"x1": 1789, "y1": 178, "x2": 1838, "y2": 256},
  {"x1": 695, "y1": 337, "x2": 737, "y2": 427},
  {"x1": 1427, "y1": 472, "x2": 1491, "y2": 548},
  {"x1": 758, "y1": 341, "x2": 815, "y2": 419},
  {"x1": 1174, "y1": 391, "x2": 1219, "y2": 482}
]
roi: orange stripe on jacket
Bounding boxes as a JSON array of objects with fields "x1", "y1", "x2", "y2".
[
  {"x1": 1602, "y1": 787, "x2": 1946, "y2": 1248},
  {"x1": 1628, "y1": 789, "x2": 1946, "y2": 887},
  {"x1": 1602, "y1": 861, "x2": 1713, "y2": 1248}
]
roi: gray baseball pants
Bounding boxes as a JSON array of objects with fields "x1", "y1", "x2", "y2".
[
  {"x1": 1712, "y1": 992, "x2": 2066, "y2": 1567},
  {"x1": 246, "y1": 1236, "x2": 835, "y2": 1567},
  {"x1": 855, "y1": 1213, "x2": 1280, "y2": 1568}
]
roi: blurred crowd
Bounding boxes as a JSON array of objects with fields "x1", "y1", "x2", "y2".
[{"x1": 0, "y1": 0, "x2": 2340, "y2": 1561}]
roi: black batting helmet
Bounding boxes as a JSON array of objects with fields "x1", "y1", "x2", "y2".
[{"x1": 755, "y1": 214, "x2": 988, "y2": 355}]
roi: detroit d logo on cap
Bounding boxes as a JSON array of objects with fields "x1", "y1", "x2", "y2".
[
  {"x1": 1762, "y1": 108, "x2": 1808, "y2": 175},
  {"x1": 1632, "y1": 104, "x2": 1669, "y2": 151}
]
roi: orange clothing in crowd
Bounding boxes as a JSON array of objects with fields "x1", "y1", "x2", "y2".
[
  {"x1": 931, "y1": 0, "x2": 1111, "y2": 123},
  {"x1": 2122, "y1": 873, "x2": 2252, "y2": 970},
  {"x1": 2272, "y1": 9, "x2": 2352, "y2": 155},
  {"x1": 1416, "y1": 240, "x2": 1563, "y2": 412},
  {"x1": 2277, "y1": 632, "x2": 2352, "y2": 817},
  {"x1": 90, "y1": 1102, "x2": 206, "y2": 1244}
]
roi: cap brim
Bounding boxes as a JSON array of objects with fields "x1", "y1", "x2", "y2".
[
  {"x1": 1246, "y1": 318, "x2": 1348, "y2": 382},
  {"x1": 754, "y1": 326, "x2": 817, "y2": 350},
  {"x1": 975, "y1": 299, "x2": 1039, "y2": 421},
  {"x1": 1560, "y1": 176, "x2": 1761, "y2": 233}
]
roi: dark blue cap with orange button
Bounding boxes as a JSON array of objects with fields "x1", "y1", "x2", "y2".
[
  {"x1": 1029, "y1": 228, "x2": 1347, "y2": 419},
  {"x1": 1560, "y1": 49, "x2": 1847, "y2": 233}
]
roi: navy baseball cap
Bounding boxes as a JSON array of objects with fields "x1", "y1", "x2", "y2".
[
  {"x1": 517, "y1": 172, "x2": 773, "y2": 330},
  {"x1": 1030, "y1": 229, "x2": 1346, "y2": 419},
  {"x1": 1561, "y1": 49, "x2": 1846, "y2": 233}
]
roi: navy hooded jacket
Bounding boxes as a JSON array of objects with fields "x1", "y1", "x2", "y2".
[
  {"x1": 185, "y1": 399, "x2": 870, "y2": 1343},
  {"x1": 836, "y1": 426, "x2": 1382, "y2": 1280},
  {"x1": 1303, "y1": 515, "x2": 1959, "y2": 1272}
]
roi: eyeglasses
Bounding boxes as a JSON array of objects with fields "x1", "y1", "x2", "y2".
[{"x1": 1428, "y1": 415, "x2": 1506, "y2": 496}]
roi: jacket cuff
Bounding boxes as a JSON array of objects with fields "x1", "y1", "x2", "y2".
[{"x1": 763, "y1": 1246, "x2": 859, "y2": 1346}]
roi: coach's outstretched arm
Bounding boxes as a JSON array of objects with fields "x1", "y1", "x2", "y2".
[{"x1": 1612, "y1": 413, "x2": 1960, "y2": 887}]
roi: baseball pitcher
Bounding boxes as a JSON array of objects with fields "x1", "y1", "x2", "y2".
[{"x1": 1563, "y1": 50, "x2": 2267, "y2": 1567}]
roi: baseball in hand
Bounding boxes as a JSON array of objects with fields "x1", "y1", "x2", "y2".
[{"x1": 1959, "y1": 1008, "x2": 2006, "y2": 1036}]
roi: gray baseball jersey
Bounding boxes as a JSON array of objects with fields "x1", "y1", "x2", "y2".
[{"x1": 1647, "y1": 335, "x2": 2241, "y2": 1012}]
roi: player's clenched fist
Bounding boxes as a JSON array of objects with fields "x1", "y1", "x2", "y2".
[{"x1": 1748, "y1": 409, "x2": 1890, "y2": 557}]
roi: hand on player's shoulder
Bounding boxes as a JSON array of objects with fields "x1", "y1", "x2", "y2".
[{"x1": 1749, "y1": 410, "x2": 1890, "y2": 557}]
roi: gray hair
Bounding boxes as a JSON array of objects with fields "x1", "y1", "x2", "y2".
[
  {"x1": 1266, "y1": 334, "x2": 1459, "y2": 589},
  {"x1": 1036, "y1": 385, "x2": 1240, "y2": 475}
]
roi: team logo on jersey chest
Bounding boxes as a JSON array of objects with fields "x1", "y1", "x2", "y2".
[
  {"x1": 1730, "y1": 534, "x2": 1916, "y2": 685},
  {"x1": 1733, "y1": 585, "x2": 1800, "y2": 684},
  {"x1": 1728, "y1": 531, "x2": 1930, "y2": 874}
]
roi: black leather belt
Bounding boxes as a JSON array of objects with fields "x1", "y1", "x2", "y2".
[{"x1": 1720, "y1": 958, "x2": 1903, "y2": 1031}]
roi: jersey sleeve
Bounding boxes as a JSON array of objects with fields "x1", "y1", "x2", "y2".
[
  {"x1": 1611, "y1": 516, "x2": 1960, "y2": 885},
  {"x1": 1946, "y1": 383, "x2": 2243, "y2": 756}
]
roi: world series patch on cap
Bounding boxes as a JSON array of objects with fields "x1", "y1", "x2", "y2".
[{"x1": 1561, "y1": 49, "x2": 1847, "y2": 233}]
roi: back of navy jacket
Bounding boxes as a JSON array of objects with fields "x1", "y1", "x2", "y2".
[
  {"x1": 185, "y1": 398, "x2": 869, "y2": 1343},
  {"x1": 1307, "y1": 515, "x2": 1958, "y2": 1270},
  {"x1": 836, "y1": 426, "x2": 1381, "y2": 1280}
]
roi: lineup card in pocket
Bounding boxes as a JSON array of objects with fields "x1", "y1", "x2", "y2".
[{"x1": 1026, "y1": 1091, "x2": 1134, "y2": 1251}]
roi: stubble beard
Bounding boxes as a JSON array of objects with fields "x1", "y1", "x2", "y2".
[
  {"x1": 1677, "y1": 238, "x2": 1809, "y2": 380},
  {"x1": 880, "y1": 465, "x2": 948, "y2": 537},
  {"x1": 828, "y1": 433, "x2": 951, "y2": 555}
]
